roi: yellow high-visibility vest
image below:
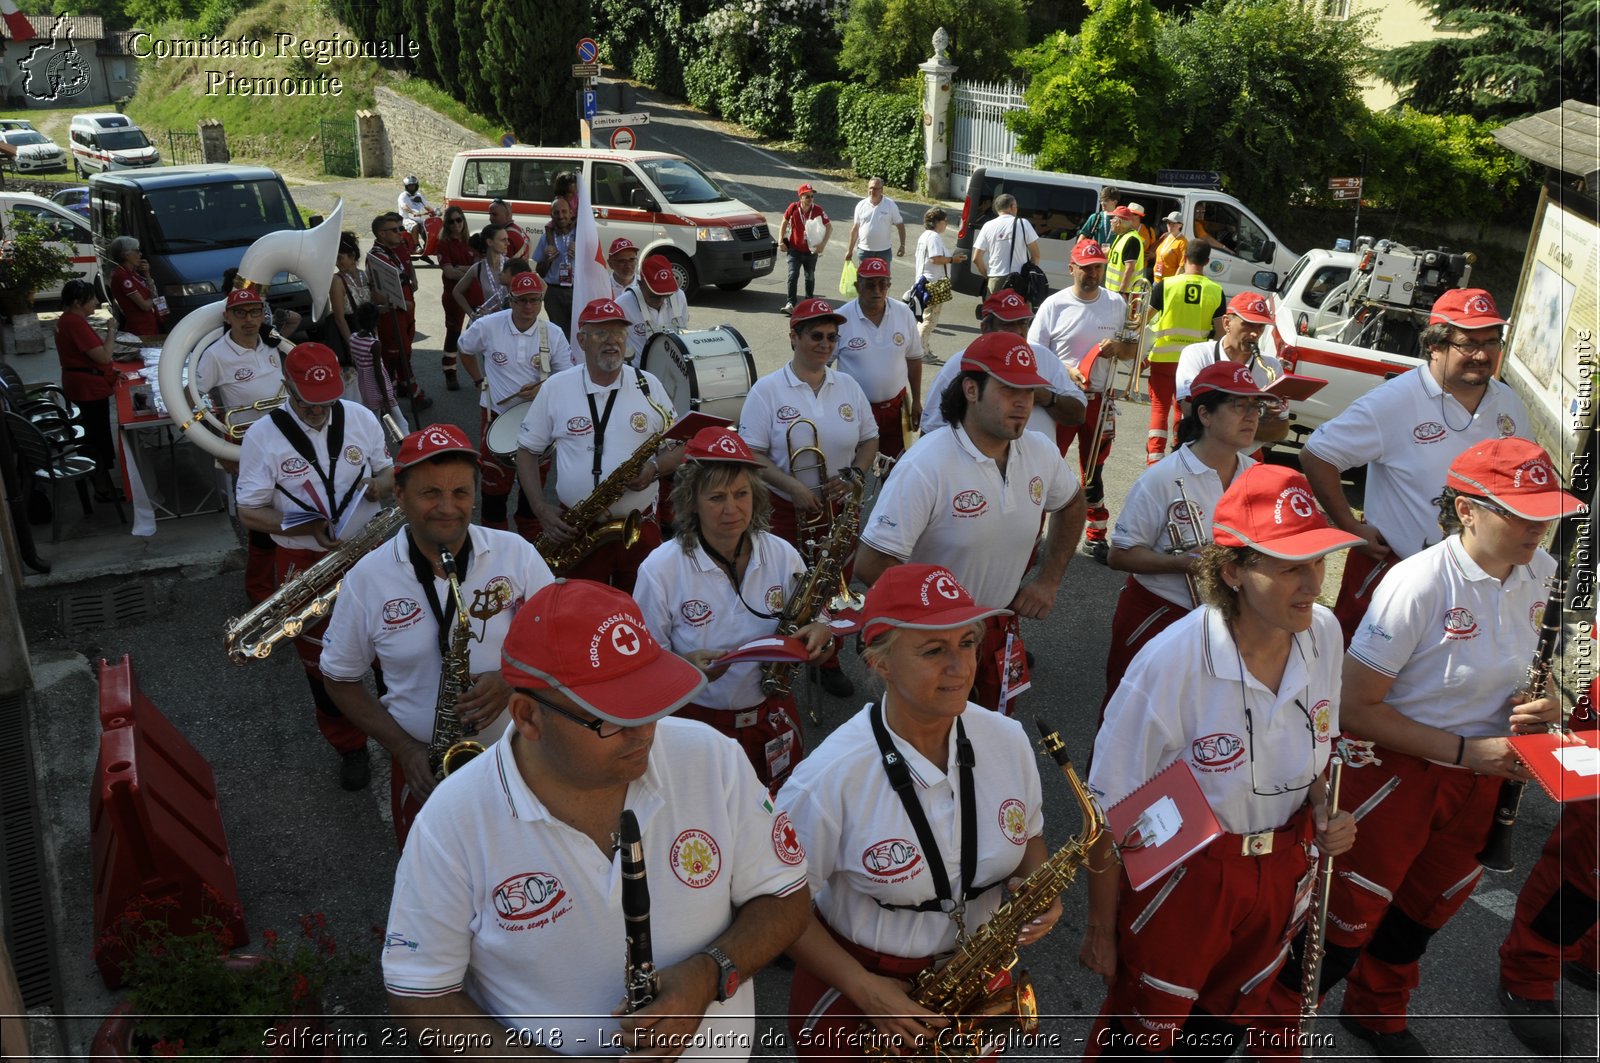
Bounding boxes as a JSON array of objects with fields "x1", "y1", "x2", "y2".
[{"x1": 1148, "y1": 274, "x2": 1225, "y2": 364}]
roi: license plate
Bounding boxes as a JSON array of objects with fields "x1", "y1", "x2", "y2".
[{"x1": 754, "y1": 257, "x2": 772, "y2": 270}]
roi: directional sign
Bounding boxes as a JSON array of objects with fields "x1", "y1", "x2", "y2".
[
  {"x1": 576, "y1": 38, "x2": 599, "y2": 63},
  {"x1": 591, "y1": 112, "x2": 651, "y2": 130},
  {"x1": 1156, "y1": 168, "x2": 1222, "y2": 190},
  {"x1": 572, "y1": 63, "x2": 601, "y2": 79},
  {"x1": 1328, "y1": 177, "x2": 1362, "y2": 190},
  {"x1": 582, "y1": 90, "x2": 598, "y2": 121},
  {"x1": 1331, "y1": 188, "x2": 1361, "y2": 201},
  {"x1": 610, "y1": 127, "x2": 637, "y2": 151}
]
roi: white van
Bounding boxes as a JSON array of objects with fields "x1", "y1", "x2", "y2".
[
  {"x1": 952, "y1": 167, "x2": 1297, "y2": 299},
  {"x1": 69, "y1": 113, "x2": 161, "y2": 176},
  {"x1": 445, "y1": 147, "x2": 776, "y2": 298},
  {"x1": 0, "y1": 191, "x2": 99, "y2": 300}
]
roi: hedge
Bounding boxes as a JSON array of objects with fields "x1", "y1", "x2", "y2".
[
  {"x1": 839, "y1": 89, "x2": 922, "y2": 190},
  {"x1": 794, "y1": 81, "x2": 848, "y2": 152}
]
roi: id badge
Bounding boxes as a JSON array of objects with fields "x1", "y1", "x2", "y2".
[
  {"x1": 558, "y1": 264, "x2": 573, "y2": 285},
  {"x1": 764, "y1": 730, "x2": 795, "y2": 781},
  {"x1": 1283, "y1": 864, "x2": 1317, "y2": 942},
  {"x1": 152, "y1": 295, "x2": 169, "y2": 316},
  {"x1": 995, "y1": 631, "x2": 1032, "y2": 711}
]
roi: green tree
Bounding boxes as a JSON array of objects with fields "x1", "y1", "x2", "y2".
[
  {"x1": 1008, "y1": 0, "x2": 1178, "y2": 177},
  {"x1": 1357, "y1": 108, "x2": 1530, "y2": 225},
  {"x1": 1375, "y1": 0, "x2": 1597, "y2": 121},
  {"x1": 839, "y1": 0, "x2": 1029, "y2": 87}
]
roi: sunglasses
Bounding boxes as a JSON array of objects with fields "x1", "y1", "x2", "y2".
[
  {"x1": 801, "y1": 329, "x2": 839, "y2": 343},
  {"x1": 516, "y1": 688, "x2": 627, "y2": 738}
]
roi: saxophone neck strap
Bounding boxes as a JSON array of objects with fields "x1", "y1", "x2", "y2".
[
  {"x1": 269, "y1": 405, "x2": 364, "y2": 523},
  {"x1": 406, "y1": 530, "x2": 473, "y2": 656}
]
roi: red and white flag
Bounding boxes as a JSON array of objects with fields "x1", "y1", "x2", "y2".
[
  {"x1": 569, "y1": 172, "x2": 612, "y2": 323},
  {"x1": 0, "y1": 0, "x2": 36, "y2": 43}
]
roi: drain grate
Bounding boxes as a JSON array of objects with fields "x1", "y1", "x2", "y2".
[
  {"x1": 0, "y1": 691, "x2": 62, "y2": 1010},
  {"x1": 58, "y1": 581, "x2": 157, "y2": 633}
]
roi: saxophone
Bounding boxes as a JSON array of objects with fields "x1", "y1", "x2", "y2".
[
  {"x1": 760, "y1": 469, "x2": 866, "y2": 700},
  {"x1": 427, "y1": 549, "x2": 485, "y2": 779},
  {"x1": 225, "y1": 507, "x2": 405, "y2": 663},
  {"x1": 862, "y1": 718, "x2": 1107, "y2": 1060}
]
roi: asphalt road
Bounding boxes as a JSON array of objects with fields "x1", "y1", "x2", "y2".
[{"x1": 20, "y1": 90, "x2": 1596, "y2": 1059}]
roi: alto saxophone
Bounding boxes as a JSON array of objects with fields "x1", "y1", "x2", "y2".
[
  {"x1": 225, "y1": 507, "x2": 405, "y2": 663},
  {"x1": 427, "y1": 548, "x2": 485, "y2": 779},
  {"x1": 862, "y1": 718, "x2": 1107, "y2": 1061}
]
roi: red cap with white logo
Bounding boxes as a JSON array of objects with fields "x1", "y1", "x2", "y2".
[
  {"x1": 1189, "y1": 361, "x2": 1266, "y2": 399},
  {"x1": 510, "y1": 271, "x2": 546, "y2": 297},
  {"x1": 641, "y1": 254, "x2": 679, "y2": 295},
  {"x1": 842, "y1": 564, "x2": 1010, "y2": 647},
  {"x1": 791, "y1": 297, "x2": 847, "y2": 328},
  {"x1": 960, "y1": 331, "x2": 1049, "y2": 389},
  {"x1": 856, "y1": 257, "x2": 891, "y2": 279},
  {"x1": 607, "y1": 237, "x2": 637, "y2": 259},
  {"x1": 1072, "y1": 240, "x2": 1108, "y2": 266},
  {"x1": 1226, "y1": 291, "x2": 1274, "y2": 324},
  {"x1": 683, "y1": 426, "x2": 762, "y2": 467},
  {"x1": 578, "y1": 298, "x2": 629, "y2": 325},
  {"x1": 226, "y1": 288, "x2": 264, "y2": 308},
  {"x1": 394, "y1": 423, "x2": 478, "y2": 471},
  {"x1": 1430, "y1": 288, "x2": 1505, "y2": 329},
  {"x1": 980, "y1": 289, "x2": 1033, "y2": 322},
  {"x1": 283, "y1": 342, "x2": 343, "y2": 404},
  {"x1": 1212, "y1": 465, "x2": 1363, "y2": 561},
  {"x1": 1447, "y1": 437, "x2": 1586, "y2": 522},
  {"x1": 500, "y1": 580, "x2": 707, "y2": 725}
]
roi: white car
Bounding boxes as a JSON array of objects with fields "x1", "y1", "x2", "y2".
[
  {"x1": 0, "y1": 192, "x2": 100, "y2": 300},
  {"x1": 0, "y1": 129, "x2": 68, "y2": 174}
]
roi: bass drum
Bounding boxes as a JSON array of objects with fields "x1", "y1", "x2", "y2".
[
  {"x1": 640, "y1": 326, "x2": 756, "y2": 423},
  {"x1": 485, "y1": 398, "x2": 531, "y2": 461}
]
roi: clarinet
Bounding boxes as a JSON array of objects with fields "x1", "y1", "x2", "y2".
[
  {"x1": 1477, "y1": 577, "x2": 1566, "y2": 873},
  {"x1": 1298, "y1": 757, "x2": 1343, "y2": 1050},
  {"x1": 618, "y1": 810, "x2": 658, "y2": 1011}
]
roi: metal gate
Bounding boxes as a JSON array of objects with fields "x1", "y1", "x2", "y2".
[
  {"x1": 320, "y1": 118, "x2": 358, "y2": 178},
  {"x1": 949, "y1": 80, "x2": 1037, "y2": 190},
  {"x1": 164, "y1": 130, "x2": 200, "y2": 166}
]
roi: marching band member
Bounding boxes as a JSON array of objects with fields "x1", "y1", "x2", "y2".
[
  {"x1": 618, "y1": 254, "x2": 690, "y2": 364},
  {"x1": 1081, "y1": 464, "x2": 1361, "y2": 1057},
  {"x1": 920, "y1": 289, "x2": 1086, "y2": 442},
  {"x1": 1173, "y1": 292, "x2": 1287, "y2": 449},
  {"x1": 608, "y1": 237, "x2": 641, "y2": 300},
  {"x1": 384, "y1": 579, "x2": 811, "y2": 1059},
  {"x1": 235, "y1": 342, "x2": 394, "y2": 791},
  {"x1": 834, "y1": 256, "x2": 923, "y2": 459},
  {"x1": 1101, "y1": 363, "x2": 1275, "y2": 712},
  {"x1": 1299, "y1": 289, "x2": 1531, "y2": 646},
  {"x1": 856, "y1": 333, "x2": 1085, "y2": 714},
  {"x1": 452, "y1": 223, "x2": 510, "y2": 328},
  {"x1": 321, "y1": 424, "x2": 554, "y2": 848},
  {"x1": 1266, "y1": 438, "x2": 1584, "y2": 1060},
  {"x1": 458, "y1": 271, "x2": 573, "y2": 539},
  {"x1": 515, "y1": 298, "x2": 684, "y2": 591},
  {"x1": 634, "y1": 427, "x2": 834, "y2": 789},
  {"x1": 777, "y1": 564, "x2": 1057, "y2": 1055}
]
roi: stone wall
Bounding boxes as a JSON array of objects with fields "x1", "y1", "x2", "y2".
[{"x1": 372, "y1": 85, "x2": 493, "y2": 191}]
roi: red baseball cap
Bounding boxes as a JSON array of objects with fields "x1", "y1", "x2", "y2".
[
  {"x1": 500, "y1": 580, "x2": 707, "y2": 725},
  {"x1": 960, "y1": 332, "x2": 1049, "y2": 389},
  {"x1": 1188, "y1": 361, "x2": 1267, "y2": 399},
  {"x1": 791, "y1": 297, "x2": 846, "y2": 328},
  {"x1": 1072, "y1": 240, "x2": 1108, "y2": 266},
  {"x1": 797, "y1": 182, "x2": 815, "y2": 196},
  {"x1": 282, "y1": 342, "x2": 343, "y2": 404},
  {"x1": 1447, "y1": 438, "x2": 1586, "y2": 522},
  {"x1": 683, "y1": 426, "x2": 762, "y2": 467},
  {"x1": 857, "y1": 257, "x2": 891, "y2": 279},
  {"x1": 1430, "y1": 288, "x2": 1505, "y2": 329},
  {"x1": 641, "y1": 254, "x2": 679, "y2": 295},
  {"x1": 578, "y1": 298, "x2": 629, "y2": 325},
  {"x1": 607, "y1": 237, "x2": 638, "y2": 259},
  {"x1": 1111, "y1": 206, "x2": 1139, "y2": 221},
  {"x1": 844, "y1": 564, "x2": 1010, "y2": 647},
  {"x1": 510, "y1": 271, "x2": 546, "y2": 297},
  {"x1": 394, "y1": 423, "x2": 477, "y2": 471},
  {"x1": 981, "y1": 289, "x2": 1033, "y2": 322},
  {"x1": 1211, "y1": 465, "x2": 1363, "y2": 561},
  {"x1": 226, "y1": 288, "x2": 263, "y2": 309},
  {"x1": 1226, "y1": 292, "x2": 1274, "y2": 325}
]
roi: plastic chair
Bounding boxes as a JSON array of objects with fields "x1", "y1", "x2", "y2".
[
  {"x1": 0, "y1": 361, "x2": 84, "y2": 446},
  {"x1": 3, "y1": 410, "x2": 124, "y2": 541}
]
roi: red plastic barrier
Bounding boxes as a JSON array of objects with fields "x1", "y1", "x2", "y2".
[{"x1": 90, "y1": 655, "x2": 248, "y2": 988}]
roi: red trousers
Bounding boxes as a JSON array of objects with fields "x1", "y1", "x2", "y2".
[
  {"x1": 676, "y1": 695, "x2": 803, "y2": 791},
  {"x1": 378, "y1": 302, "x2": 418, "y2": 393},
  {"x1": 275, "y1": 546, "x2": 368, "y2": 755},
  {"x1": 245, "y1": 530, "x2": 276, "y2": 605},
  {"x1": 1099, "y1": 576, "x2": 1191, "y2": 722},
  {"x1": 560, "y1": 512, "x2": 663, "y2": 593},
  {"x1": 869, "y1": 391, "x2": 908, "y2": 460},
  {"x1": 1146, "y1": 361, "x2": 1179, "y2": 464},
  {"x1": 1056, "y1": 392, "x2": 1114, "y2": 542},
  {"x1": 1331, "y1": 550, "x2": 1393, "y2": 650},
  {"x1": 476, "y1": 408, "x2": 544, "y2": 540},
  {"x1": 1498, "y1": 779, "x2": 1599, "y2": 998}
]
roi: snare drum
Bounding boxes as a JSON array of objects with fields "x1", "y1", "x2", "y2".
[
  {"x1": 485, "y1": 398, "x2": 531, "y2": 459},
  {"x1": 640, "y1": 326, "x2": 756, "y2": 422}
]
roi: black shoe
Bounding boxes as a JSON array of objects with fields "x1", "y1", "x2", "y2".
[
  {"x1": 1337, "y1": 1014, "x2": 1431, "y2": 1061},
  {"x1": 444, "y1": 369, "x2": 460, "y2": 391},
  {"x1": 818, "y1": 667, "x2": 854, "y2": 698},
  {"x1": 1501, "y1": 987, "x2": 1566, "y2": 1055},
  {"x1": 1565, "y1": 961, "x2": 1599, "y2": 992},
  {"x1": 339, "y1": 747, "x2": 371, "y2": 791}
]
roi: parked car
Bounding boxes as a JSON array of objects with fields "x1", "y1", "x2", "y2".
[
  {"x1": 0, "y1": 119, "x2": 37, "y2": 133},
  {"x1": 52, "y1": 186, "x2": 91, "y2": 218},
  {"x1": 69, "y1": 112, "x2": 160, "y2": 175},
  {"x1": 0, "y1": 191, "x2": 100, "y2": 300},
  {"x1": 0, "y1": 129, "x2": 68, "y2": 174}
]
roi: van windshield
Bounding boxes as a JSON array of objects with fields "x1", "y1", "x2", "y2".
[
  {"x1": 638, "y1": 159, "x2": 728, "y2": 205},
  {"x1": 98, "y1": 130, "x2": 151, "y2": 152},
  {"x1": 142, "y1": 179, "x2": 301, "y2": 252}
]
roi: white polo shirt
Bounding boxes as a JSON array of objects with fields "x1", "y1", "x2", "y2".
[
  {"x1": 776, "y1": 701, "x2": 1043, "y2": 959},
  {"x1": 634, "y1": 533, "x2": 806, "y2": 712},
  {"x1": 194, "y1": 333, "x2": 283, "y2": 427},
  {"x1": 834, "y1": 299, "x2": 922, "y2": 404},
  {"x1": 1090, "y1": 606, "x2": 1342, "y2": 836},
  {"x1": 1303, "y1": 369, "x2": 1530, "y2": 559},
  {"x1": 739, "y1": 365, "x2": 877, "y2": 502},
  {"x1": 236, "y1": 400, "x2": 392, "y2": 551},
  {"x1": 517, "y1": 364, "x2": 672, "y2": 517},
  {"x1": 861, "y1": 424, "x2": 1081, "y2": 609},
  {"x1": 920, "y1": 341, "x2": 1085, "y2": 438},
  {"x1": 617, "y1": 287, "x2": 690, "y2": 363},
  {"x1": 852, "y1": 197, "x2": 903, "y2": 254},
  {"x1": 1110, "y1": 445, "x2": 1256, "y2": 608},
  {"x1": 1027, "y1": 287, "x2": 1127, "y2": 392},
  {"x1": 384, "y1": 720, "x2": 809, "y2": 1056},
  {"x1": 320, "y1": 525, "x2": 555, "y2": 743},
  {"x1": 1349, "y1": 535, "x2": 1554, "y2": 740},
  {"x1": 1173, "y1": 340, "x2": 1286, "y2": 401},
  {"x1": 458, "y1": 310, "x2": 574, "y2": 415},
  {"x1": 973, "y1": 214, "x2": 1038, "y2": 278}
]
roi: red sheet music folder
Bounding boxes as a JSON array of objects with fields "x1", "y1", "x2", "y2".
[
  {"x1": 1104, "y1": 759, "x2": 1224, "y2": 891},
  {"x1": 1263, "y1": 373, "x2": 1328, "y2": 403},
  {"x1": 1509, "y1": 731, "x2": 1600, "y2": 802}
]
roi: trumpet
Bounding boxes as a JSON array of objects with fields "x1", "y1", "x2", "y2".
[
  {"x1": 1085, "y1": 278, "x2": 1151, "y2": 473},
  {"x1": 1164, "y1": 478, "x2": 1206, "y2": 608},
  {"x1": 785, "y1": 417, "x2": 831, "y2": 560}
]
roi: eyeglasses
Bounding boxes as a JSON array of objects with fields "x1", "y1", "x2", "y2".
[
  {"x1": 511, "y1": 296, "x2": 544, "y2": 305},
  {"x1": 228, "y1": 307, "x2": 265, "y2": 318},
  {"x1": 1448, "y1": 338, "x2": 1503, "y2": 355},
  {"x1": 516, "y1": 688, "x2": 627, "y2": 738},
  {"x1": 1246, "y1": 698, "x2": 1316, "y2": 798},
  {"x1": 858, "y1": 280, "x2": 891, "y2": 291},
  {"x1": 802, "y1": 330, "x2": 839, "y2": 343},
  {"x1": 1221, "y1": 397, "x2": 1280, "y2": 417}
]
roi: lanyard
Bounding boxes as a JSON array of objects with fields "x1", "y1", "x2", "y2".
[
  {"x1": 697, "y1": 533, "x2": 780, "y2": 620},
  {"x1": 406, "y1": 531, "x2": 474, "y2": 656},
  {"x1": 586, "y1": 388, "x2": 621, "y2": 489},
  {"x1": 268, "y1": 405, "x2": 364, "y2": 523}
]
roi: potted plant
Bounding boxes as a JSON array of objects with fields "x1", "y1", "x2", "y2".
[
  {"x1": 91, "y1": 889, "x2": 365, "y2": 1060},
  {"x1": 0, "y1": 210, "x2": 76, "y2": 316}
]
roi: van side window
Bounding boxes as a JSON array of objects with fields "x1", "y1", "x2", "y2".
[
  {"x1": 591, "y1": 162, "x2": 641, "y2": 209},
  {"x1": 95, "y1": 195, "x2": 121, "y2": 240},
  {"x1": 988, "y1": 179, "x2": 1095, "y2": 241},
  {"x1": 463, "y1": 159, "x2": 510, "y2": 199},
  {"x1": 511, "y1": 160, "x2": 562, "y2": 204}
]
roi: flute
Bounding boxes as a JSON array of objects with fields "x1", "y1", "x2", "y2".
[{"x1": 618, "y1": 809, "x2": 658, "y2": 1011}]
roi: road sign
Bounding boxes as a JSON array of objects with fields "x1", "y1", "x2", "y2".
[
  {"x1": 1331, "y1": 188, "x2": 1361, "y2": 201},
  {"x1": 576, "y1": 38, "x2": 599, "y2": 63},
  {"x1": 1328, "y1": 177, "x2": 1362, "y2": 190},
  {"x1": 582, "y1": 89, "x2": 598, "y2": 121},
  {"x1": 591, "y1": 112, "x2": 651, "y2": 130},
  {"x1": 1156, "y1": 168, "x2": 1222, "y2": 190},
  {"x1": 499, "y1": 132, "x2": 517, "y2": 147},
  {"x1": 610, "y1": 127, "x2": 637, "y2": 151},
  {"x1": 572, "y1": 63, "x2": 601, "y2": 79}
]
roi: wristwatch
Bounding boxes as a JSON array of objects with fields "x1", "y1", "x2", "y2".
[{"x1": 701, "y1": 946, "x2": 739, "y2": 1002}]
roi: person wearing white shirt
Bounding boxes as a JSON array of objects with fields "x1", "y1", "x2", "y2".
[
  {"x1": 321, "y1": 424, "x2": 555, "y2": 847},
  {"x1": 971, "y1": 193, "x2": 1041, "y2": 295},
  {"x1": 856, "y1": 333, "x2": 1085, "y2": 714},
  {"x1": 397, "y1": 175, "x2": 434, "y2": 264},
  {"x1": 618, "y1": 254, "x2": 690, "y2": 364},
  {"x1": 384, "y1": 578, "x2": 811, "y2": 1058},
  {"x1": 912, "y1": 207, "x2": 965, "y2": 362},
  {"x1": 1173, "y1": 292, "x2": 1288, "y2": 450},
  {"x1": 1299, "y1": 289, "x2": 1532, "y2": 646},
  {"x1": 845, "y1": 176, "x2": 905, "y2": 266},
  {"x1": 833, "y1": 256, "x2": 922, "y2": 458},
  {"x1": 1081, "y1": 463, "x2": 1360, "y2": 1058},
  {"x1": 607, "y1": 237, "x2": 640, "y2": 299}
]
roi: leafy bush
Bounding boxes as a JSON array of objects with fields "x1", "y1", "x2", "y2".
[
  {"x1": 1356, "y1": 108, "x2": 1532, "y2": 225},
  {"x1": 794, "y1": 81, "x2": 848, "y2": 151},
  {"x1": 840, "y1": 0, "x2": 1029, "y2": 87},
  {"x1": 840, "y1": 88, "x2": 922, "y2": 189},
  {"x1": 683, "y1": 55, "x2": 739, "y2": 116}
]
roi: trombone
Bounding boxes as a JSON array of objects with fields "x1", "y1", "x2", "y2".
[
  {"x1": 785, "y1": 417, "x2": 831, "y2": 560},
  {"x1": 1085, "y1": 278, "x2": 1151, "y2": 472}
]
